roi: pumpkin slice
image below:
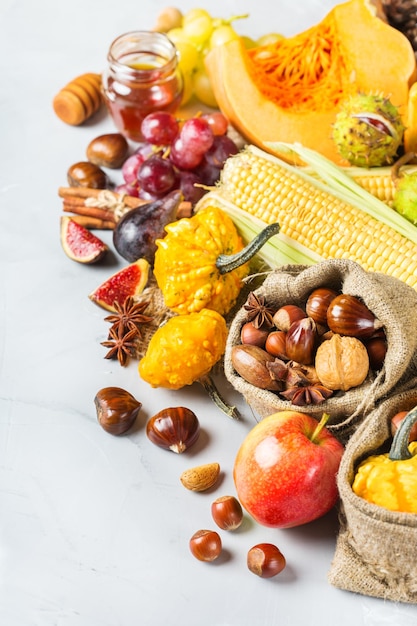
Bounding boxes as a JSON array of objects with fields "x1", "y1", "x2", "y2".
[{"x1": 205, "y1": 0, "x2": 417, "y2": 165}]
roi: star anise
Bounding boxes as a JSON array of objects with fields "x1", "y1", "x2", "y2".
[
  {"x1": 280, "y1": 383, "x2": 333, "y2": 406},
  {"x1": 243, "y1": 292, "x2": 275, "y2": 329},
  {"x1": 104, "y1": 296, "x2": 153, "y2": 337},
  {"x1": 101, "y1": 324, "x2": 138, "y2": 366}
]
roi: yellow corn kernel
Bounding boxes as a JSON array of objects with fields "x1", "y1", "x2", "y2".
[
  {"x1": 349, "y1": 171, "x2": 396, "y2": 204},
  {"x1": 215, "y1": 146, "x2": 417, "y2": 290},
  {"x1": 305, "y1": 165, "x2": 417, "y2": 205}
]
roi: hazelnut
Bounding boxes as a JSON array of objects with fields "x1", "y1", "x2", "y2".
[
  {"x1": 240, "y1": 321, "x2": 270, "y2": 348},
  {"x1": 272, "y1": 304, "x2": 306, "y2": 331},
  {"x1": 189, "y1": 529, "x2": 222, "y2": 562},
  {"x1": 211, "y1": 495, "x2": 243, "y2": 530},
  {"x1": 67, "y1": 161, "x2": 108, "y2": 188},
  {"x1": 247, "y1": 543, "x2": 286, "y2": 578},
  {"x1": 86, "y1": 133, "x2": 129, "y2": 169},
  {"x1": 315, "y1": 333, "x2": 369, "y2": 391}
]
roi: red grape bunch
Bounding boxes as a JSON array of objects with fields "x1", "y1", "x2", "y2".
[{"x1": 116, "y1": 111, "x2": 239, "y2": 206}]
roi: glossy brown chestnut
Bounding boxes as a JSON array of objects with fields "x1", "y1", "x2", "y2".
[
  {"x1": 326, "y1": 294, "x2": 383, "y2": 339},
  {"x1": 67, "y1": 161, "x2": 108, "y2": 188},
  {"x1": 146, "y1": 406, "x2": 200, "y2": 453},
  {"x1": 364, "y1": 335, "x2": 387, "y2": 370},
  {"x1": 305, "y1": 287, "x2": 338, "y2": 325},
  {"x1": 94, "y1": 387, "x2": 142, "y2": 435},
  {"x1": 247, "y1": 543, "x2": 286, "y2": 578},
  {"x1": 86, "y1": 133, "x2": 129, "y2": 168},
  {"x1": 189, "y1": 529, "x2": 222, "y2": 562},
  {"x1": 285, "y1": 317, "x2": 317, "y2": 365}
]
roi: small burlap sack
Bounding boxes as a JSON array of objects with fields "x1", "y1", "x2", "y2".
[
  {"x1": 328, "y1": 384, "x2": 417, "y2": 603},
  {"x1": 224, "y1": 259, "x2": 417, "y2": 442}
]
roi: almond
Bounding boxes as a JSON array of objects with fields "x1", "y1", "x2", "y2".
[{"x1": 180, "y1": 462, "x2": 220, "y2": 492}]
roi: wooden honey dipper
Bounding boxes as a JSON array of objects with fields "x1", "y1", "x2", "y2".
[{"x1": 53, "y1": 73, "x2": 103, "y2": 125}]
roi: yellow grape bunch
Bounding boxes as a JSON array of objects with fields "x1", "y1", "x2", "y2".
[{"x1": 152, "y1": 6, "x2": 284, "y2": 108}]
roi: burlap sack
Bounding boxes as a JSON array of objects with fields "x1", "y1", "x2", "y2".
[
  {"x1": 328, "y1": 384, "x2": 417, "y2": 603},
  {"x1": 224, "y1": 259, "x2": 417, "y2": 442}
]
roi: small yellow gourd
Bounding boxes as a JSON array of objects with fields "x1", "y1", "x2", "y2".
[
  {"x1": 139, "y1": 308, "x2": 227, "y2": 390},
  {"x1": 352, "y1": 406, "x2": 417, "y2": 513},
  {"x1": 153, "y1": 205, "x2": 279, "y2": 316}
]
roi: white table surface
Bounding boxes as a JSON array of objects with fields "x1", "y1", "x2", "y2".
[{"x1": 1, "y1": 0, "x2": 417, "y2": 624}]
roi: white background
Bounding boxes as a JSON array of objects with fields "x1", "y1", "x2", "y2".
[{"x1": 1, "y1": 0, "x2": 417, "y2": 624}]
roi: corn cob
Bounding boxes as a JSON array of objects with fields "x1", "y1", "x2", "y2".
[
  {"x1": 304, "y1": 165, "x2": 417, "y2": 205},
  {"x1": 197, "y1": 144, "x2": 417, "y2": 289}
]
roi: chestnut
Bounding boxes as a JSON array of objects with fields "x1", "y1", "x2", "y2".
[
  {"x1": 146, "y1": 406, "x2": 200, "y2": 453},
  {"x1": 189, "y1": 529, "x2": 222, "y2": 562},
  {"x1": 305, "y1": 287, "x2": 338, "y2": 325},
  {"x1": 94, "y1": 387, "x2": 142, "y2": 435},
  {"x1": 211, "y1": 495, "x2": 243, "y2": 530},
  {"x1": 285, "y1": 317, "x2": 317, "y2": 365},
  {"x1": 364, "y1": 335, "x2": 387, "y2": 371},
  {"x1": 86, "y1": 133, "x2": 129, "y2": 169},
  {"x1": 67, "y1": 161, "x2": 108, "y2": 188},
  {"x1": 247, "y1": 543, "x2": 286, "y2": 578},
  {"x1": 326, "y1": 294, "x2": 383, "y2": 339}
]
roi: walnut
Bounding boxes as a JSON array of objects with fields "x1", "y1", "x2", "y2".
[{"x1": 314, "y1": 333, "x2": 370, "y2": 391}]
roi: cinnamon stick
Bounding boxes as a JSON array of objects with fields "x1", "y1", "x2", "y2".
[
  {"x1": 59, "y1": 186, "x2": 193, "y2": 221},
  {"x1": 58, "y1": 186, "x2": 145, "y2": 209},
  {"x1": 62, "y1": 202, "x2": 116, "y2": 222},
  {"x1": 68, "y1": 215, "x2": 115, "y2": 229}
]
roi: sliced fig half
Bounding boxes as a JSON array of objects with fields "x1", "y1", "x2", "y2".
[
  {"x1": 60, "y1": 216, "x2": 108, "y2": 264},
  {"x1": 88, "y1": 258, "x2": 150, "y2": 312}
]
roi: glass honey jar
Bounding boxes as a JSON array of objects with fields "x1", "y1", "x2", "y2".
[{"x1": 102, "y1": 31, "x2": 183, "y2": 142}]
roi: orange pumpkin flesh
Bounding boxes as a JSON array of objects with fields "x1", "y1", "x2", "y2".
[{"x1": 205, "y1": 0, "x2": 417, "y2": 165}]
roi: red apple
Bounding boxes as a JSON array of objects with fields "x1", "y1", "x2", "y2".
[{"x1": 233, "y1": 411, "x2": 344, "y2": 528}]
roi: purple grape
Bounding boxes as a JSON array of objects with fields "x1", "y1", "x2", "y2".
[
  {"x1": 141, "y1": 112, "x2": 180, "y2": 146},
  {"x1": 115, "y1": 182, "x2": 139, "y2": 197},
  {"x1": 179, "y1": 171, "x2": 206, "y2": 205},
  {"x1": 170, "y1": 136, "x2": 204, "y2": 170},
  {"x1": 122, "y1": 154, "x2": 145, "y2": 185},
  {"x1": 137, "y1": 154, "x2": 177, "y2": 195},
  {"x1": 193, "y1": 158, "x2": 222, "y2": 187},
  {"x1": 180, "y1": 117, "x2": 214, "y2": 154},
  {"x1": 204, "y1": 135, "x2": 239, "y2": 168}
]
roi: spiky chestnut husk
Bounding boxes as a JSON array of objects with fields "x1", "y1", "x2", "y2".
[{"x1": 332, "y1": 93, "x2": 405, "y2": 167}]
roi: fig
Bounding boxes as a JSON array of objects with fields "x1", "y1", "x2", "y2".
[
  {"x1": 60, "y1": 216, "x2": 108, "y2": 264},
  {"x1": 88, "y1": 258, "x2": 150, "y2": 312},
  {"x1": 113, "y1": 189, "x2": 183, "y2": 265}
]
